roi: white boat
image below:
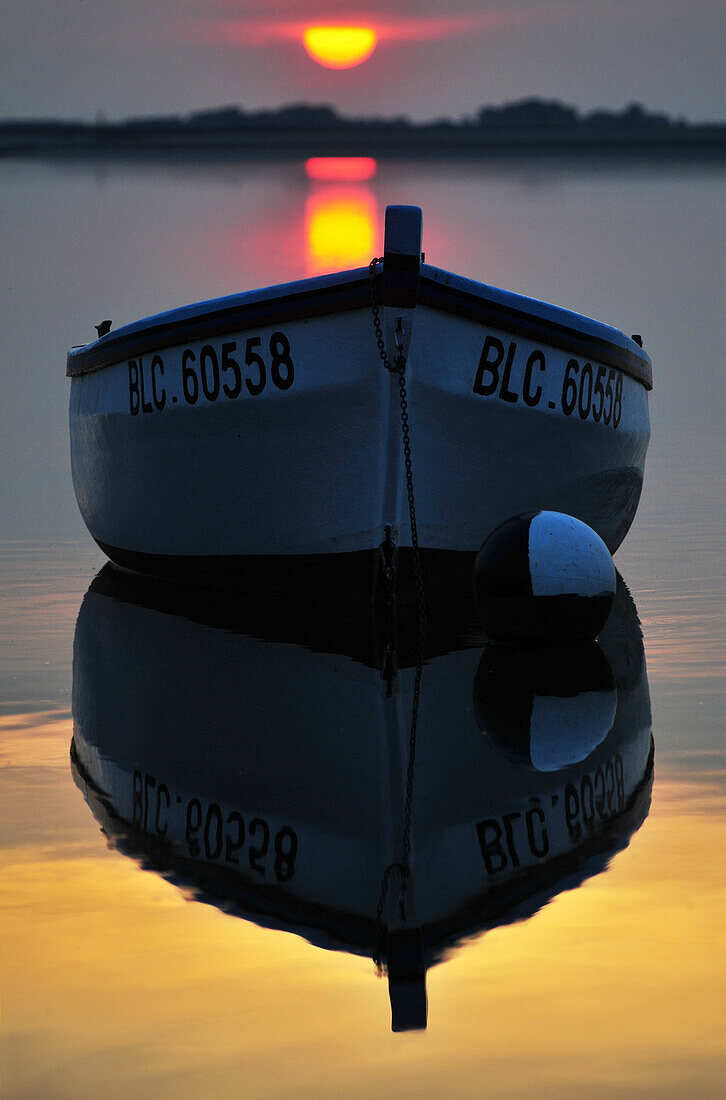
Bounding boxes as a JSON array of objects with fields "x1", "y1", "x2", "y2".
[{"x1": 68, "y1": 206, "x2": 652, "y2": 602}]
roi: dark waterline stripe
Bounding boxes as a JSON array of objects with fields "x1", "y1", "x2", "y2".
[{"x1": 95, "y1": 539, "x2": 478, "y2": 606}]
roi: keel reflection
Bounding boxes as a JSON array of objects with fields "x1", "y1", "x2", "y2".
[{"x1": 71, "y1": 569, "x2": 653, "y2": 1032}]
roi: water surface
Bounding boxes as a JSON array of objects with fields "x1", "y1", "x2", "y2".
[{"x1": 1, "y1": 156, "x2": 724, "y2": 1097}]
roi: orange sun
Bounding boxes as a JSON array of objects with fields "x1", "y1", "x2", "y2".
[{"x1": 303, "y1": 26, "x2": 378, "y2": 69}]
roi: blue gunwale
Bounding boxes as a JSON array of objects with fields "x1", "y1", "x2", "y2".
[{"x1": 67, "y1": 263, "x2": 652, "y2": 388}]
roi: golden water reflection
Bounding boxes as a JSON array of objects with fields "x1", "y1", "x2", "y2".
[
  {"x1": 305, "y1": 186, "x2": 378, "y2": 275},
  {"x1": 3, "y1": 755, "x2": 725, "y2": 1098},
  {"x1": 2, "y1": 567, "x2": 724, "y2": 1095}
]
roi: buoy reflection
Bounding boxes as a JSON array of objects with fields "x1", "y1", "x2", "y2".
[
  {"x1": 475, "y1": 643, "x2": 617, "y2": 771},
  {"x1": 305, "y1": 187, "x2": 378, "y2": 275}
]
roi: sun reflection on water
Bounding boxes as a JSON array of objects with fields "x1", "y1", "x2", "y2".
[
  {"x1": 305, "y1": 157, "x2": 378, "y2": 182},
  {"x1": 305, "y1": 186, "x2": 378, "y2": 276}
]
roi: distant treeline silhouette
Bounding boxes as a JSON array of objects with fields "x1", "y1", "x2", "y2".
[
  {"x1": 182, "y1": 99, "x2": 689, "y2": 131},
  {"x1": 1, "y1": 98, "x2": 723, "y2": 158}
]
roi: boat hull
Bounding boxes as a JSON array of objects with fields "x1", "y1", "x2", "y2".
[{"x1": 69, "y1": 268, "x2": 651, "y2": 601}]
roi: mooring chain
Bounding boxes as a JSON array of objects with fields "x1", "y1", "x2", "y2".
[
  {"x1": 369, "y1": 256, "x2": 398, "y2": 373},
  {"x1": 369, "y1": 256, "x2": 428, "y2": 964}
]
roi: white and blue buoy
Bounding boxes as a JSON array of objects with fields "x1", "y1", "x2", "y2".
[{"x1": 474, "y1": 511, "x2": 616, "y2": 643}]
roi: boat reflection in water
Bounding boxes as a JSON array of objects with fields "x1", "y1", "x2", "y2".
[{"x1": 71, "y1": 569, "x2": 653, "y2": 1032}]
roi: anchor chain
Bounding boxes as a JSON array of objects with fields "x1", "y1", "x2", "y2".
[
  {"x1": 369, "y1": 256, "x2": 428, "y2": 966},
  {"x1": 369, "y1": 256, "x2": 397, "y2": 374}
]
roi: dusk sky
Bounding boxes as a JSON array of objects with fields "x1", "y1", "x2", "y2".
[{"x1": 2, "y1": 0, "x2": 724, "y2": 123}]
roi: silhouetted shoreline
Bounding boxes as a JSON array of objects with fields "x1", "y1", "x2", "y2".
[{"x1": 2, "y1": 99, "x2": 724, "y2": 159}]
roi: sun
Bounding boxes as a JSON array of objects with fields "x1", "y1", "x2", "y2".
[{"x1": 303, "y1": 26, "x2": 378, "y2": 69}]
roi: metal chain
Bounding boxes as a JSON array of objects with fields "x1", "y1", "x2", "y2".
[
  {"x1": 369, "y1": 257, "x2": 398, "y2": 373},
  {"x1": 369, "y1": 256, "x2": 428, "y2": 965}
]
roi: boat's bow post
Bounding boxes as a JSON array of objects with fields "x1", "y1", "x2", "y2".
[
  {"x1": 370, "y1": 205, "x2": 425, "y2": 601},
  {"x1": 382, "y1": 205, "x2": 423, "y2": 365},
  {"x1": 386, "y1": 924, "x2": 428, "y2": 1032},
  {"x1": 375, "y1": 861, "x2": 427, "y2": 1032}
]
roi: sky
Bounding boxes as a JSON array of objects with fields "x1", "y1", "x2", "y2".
[{"x1": 1, "y1": 0, "x2": 724, "y2": 123}]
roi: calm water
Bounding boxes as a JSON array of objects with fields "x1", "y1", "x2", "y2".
[{"x1": 1, "y1": 156, "x2": 724, "y2": 1097}]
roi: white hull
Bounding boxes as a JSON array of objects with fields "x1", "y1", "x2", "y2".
[{"x1": 68, "y1": 210, "x2": 651, "y2": 599}]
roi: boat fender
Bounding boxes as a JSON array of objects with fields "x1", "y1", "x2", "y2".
[{"x1": 473, "y1": 511, "x2": 616, "y2": 643}]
